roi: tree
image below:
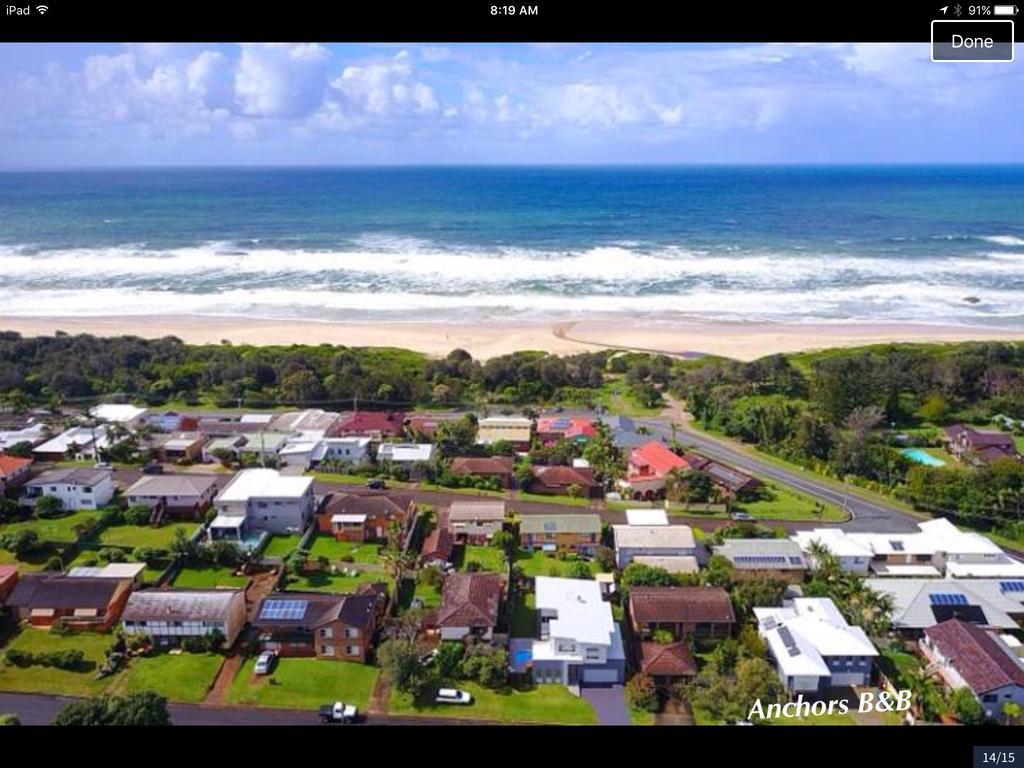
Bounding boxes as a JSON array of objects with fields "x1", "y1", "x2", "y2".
[
  {"x1": 564, "y1": 560, "x2": 593, "y2": 580},
  {"x1": 0, "y1": 714, "x2": 20, "y2": 726},
  {"x1": 491, "y1": 530, "x2": 518, "y2": 564},
  {"x1": 4, "y1": 441, "x2": 33, "y2": 459},
  {"x1": 702, "y1": 555, "x2": 734, "y2": 589},
  {"x1": 626, "y1": 673, "x2": 659, "y2": 712},
  {"x1": 380, "y1": 521, "x2": 414, "y2": 586},
  {"x1": 34, "y1": 495, "x2": 64, "y2": 519},
  {"x1": 377, "y1": 639, "x2": 429, "y2": 697},
  {"x1": 950, "y1": 686, "x2": 985, "y2": 725},
  {"x1": 620, "y1": 562, "x2": 680, "y2": 593},
  {"x1": 168, "y1": 527, "x2": 200, "y2": 563},
  {"x1": 53, "y1": 691, "x2": 170, "y2": 726},
  {"x1": 0, "y1": 530, "x2": 41, "y2": 558},
  {"x1": 436, "y1": 641, "x2": 465, "y2": 678},
  {"x1": 593, "y1": 545, "x2": 616, "y2": 573},
  {"x1": 1002, "y1": 700, "x2": 1021, "y2": 726},
  {"x1": 459, "y1": 642, "x2": 508, "y2": 688}
]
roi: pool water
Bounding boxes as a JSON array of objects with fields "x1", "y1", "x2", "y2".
[
  {"x1": 512, "y1": 649, "x2": 533, "y2": 667},
  {"x1": 900, "y1": 448, "x2": 947, "y2": 467}
]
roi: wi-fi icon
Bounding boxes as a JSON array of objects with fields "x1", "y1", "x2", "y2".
[{"x1": 36, "y1": 4, "x2": 49, "y2": 13}]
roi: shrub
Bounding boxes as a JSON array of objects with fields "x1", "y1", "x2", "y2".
[
  {"x1": 4, "y1": 649, "x2": 33, "y2": 667},
  {"x1": 651, "y1": 628, "x2": 674, "y2": 644},
  {"x1": 0, "y1": 714, "x2": 20, "y2": 726},
  {"x1": 77, "y1": 553, "x2": 100, "y2": 567},
  {"x1": 133, "y1": 546, "x2": 165, "y2": 566},
  {"x1": 98, "y1": 547, "x2": 127, "y2": 563},
  {"x1": 436, "y1": 641, "x2": 465, "y2": 678},
  {"x1": 34, "y1": 495, "x2": 64, "y2": 519},
  {"x1": 627, "y1": 673, "x2": 660, "y2": 712},
  {"x1": 124, "y1": 505, "x2": 152, "y2": 526},
  {"x1": 459, "y1": 642, "x2": 508, "y2": 688},
  {"x1": 564, "y1": 560, "x2": 593, "y2": 580},
  {"x1": 43, "y1": 555, "x2": 63, "y2": 571},
  {"x1": 0, "y1": 530, "x2": 42, "y2": 558}
]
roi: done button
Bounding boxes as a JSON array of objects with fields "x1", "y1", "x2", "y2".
[{"x1": 932, "y1": 20, "x2": 1014, "y2": 61}]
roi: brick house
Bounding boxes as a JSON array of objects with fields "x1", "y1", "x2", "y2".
[
  {"x1": 528, "y1": 465, "x2": 601, "y2": 498},
  {"x1": 519, "y1": 513, "x2": 602, "y2": 556},
  {"x1": 435, "y1": 572, "x2": 505, "y2": 641},
  {"x1": 0, "y1": 565, "x2": 19, "y2": 603},
  {"x1": 318, "y1": 493, "x2": 417, "y2": 542},
  {"x1": 5, "y1": 573, "x2": 133, "y2": 630},
  {"x1": 628, "y1": 586, "x2": 736, "y2": 640},
  {"x1": 449, "y1": 456, "x2": 516, "y2": 489},
  {"x1": 328, "y1": 411, "x2": 406, "y2": 439}
]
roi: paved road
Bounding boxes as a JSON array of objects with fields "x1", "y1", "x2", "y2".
[
  {"x1": 634, "y1": 404, "x2": 922, "y2": 534},
  {"x1": 0, "y1": 691, "x2": 488, "y2": 726}
]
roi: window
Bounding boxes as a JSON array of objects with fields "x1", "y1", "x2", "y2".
[
  {"x1": 983, "y1": 694, "x2": 997, "y2": 703},
  {"x1": 346, "y1": 646, "x2": 360, "y2": 656},
  {"x1": 320, "y1": 627, "x2": 333, "y2": 639},
  {"x1": 345, "y1": 627, "x2": 359, "y2": 638},
  {"x1": 586, "y1": 648, "x2": 601, "y2": 661}
]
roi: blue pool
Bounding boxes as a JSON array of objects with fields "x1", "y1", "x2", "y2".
[
  {"x1": 900, "y1": 448, "x2": 947, "y2": 467},
  {"x1": 512, "y1": 649, "x2": 533, "y2": 667}
]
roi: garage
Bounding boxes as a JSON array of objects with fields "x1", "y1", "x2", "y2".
[{"x1": 581, "y1": 667, "x2": 620, "y2": 686}]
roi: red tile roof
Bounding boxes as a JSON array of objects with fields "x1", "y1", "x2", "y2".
[
  {"x1": 640, "y1": 641, "x2": 698, "y2": 678},
  {"x1": 531, "y1": 464, "x2": 597, "y2": 488},
  {"x1": 450, "y1": 456, "x2": 515, "y2": 476},
  {"x1": 0, "y1": 454, "x2": 32, "y2": 478},
  {"x1": 437, "y1": 572, "x2": 504, "y2": 629},
  {"x1": 422, "y1": 513, "x2": 455, "y2": 562},
  {"x1": 925, "y1": 619, "x2": 1024, "y2": 695},
  {"x1": 330, "y1": 411, "x2": 406, "y2": 437},
  {"x1": 536, "y1": 416, "x2": 597, "y2": 440},
  {"x1": 628, "y1": 442, "x2": 690, "y2": 480},
  {"x1": 0, "y1": 565, "x2": 18, "y2": 583},
  {"x1": 629, "y1": 586, "x2": 736, "y2": 625}
]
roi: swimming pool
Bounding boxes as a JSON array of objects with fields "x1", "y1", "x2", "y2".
[
  {"x1": 512, "y1": 649, "x2": 533, "y2": 667},
  {"x1": 900, "y1": 448, "x2": 947, "y2": 467}
]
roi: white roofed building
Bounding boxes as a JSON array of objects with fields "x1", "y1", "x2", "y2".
[
  {"x1": 213, "y1": 468, "x2": 314, "y2": 535},
  {"x1": 625, "y1": 509, "x2": 669, "y2": 526},
  {"x1": 376, "y1": 443, "x2": 435, "y2": 464},
  {"x1": 612, "y1": 524, "x2": 696, "y2": 569},
  {"x1": 89, "y1": 403, "x2": 148, "y2": 430}
]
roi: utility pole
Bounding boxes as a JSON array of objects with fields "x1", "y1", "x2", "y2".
[{"x1": 259, "y1": 430, "x2": 266, "y2": 469}]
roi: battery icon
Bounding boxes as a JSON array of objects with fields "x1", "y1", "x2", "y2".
[{"x1": 993, "y1": 4, "x2": 1018, "y2": 15}]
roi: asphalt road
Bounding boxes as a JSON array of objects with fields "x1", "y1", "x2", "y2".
[
  {"x1": 633, "y1": 413, "x2": 921, "y2": 533},
  {"x1": 0, "y1": 691, "x2": 488, "y2": 726}
]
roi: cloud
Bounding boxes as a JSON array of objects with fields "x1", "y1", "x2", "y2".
[{"x1": 234, "y1": 43, "x2": 331, "y2": 118}]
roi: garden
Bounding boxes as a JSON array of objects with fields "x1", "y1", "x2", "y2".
[{"x1": 226, "y1": 656, "x2": 380, "y2": 710}]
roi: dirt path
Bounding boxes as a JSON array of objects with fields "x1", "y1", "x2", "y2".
[
  {"x1": 203, "y1": 653, "x2": 242, "y2": 706},
  {"x1": 369, "y1": 673, "x2": 391, "y2": 715}
]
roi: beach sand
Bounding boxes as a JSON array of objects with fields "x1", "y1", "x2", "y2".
[{"x1": 2, "y1": 315, "x2": 1023, "y2": 361}]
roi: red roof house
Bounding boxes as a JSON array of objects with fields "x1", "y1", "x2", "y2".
[
  {"x1": 627, "y1": 442, "x2": 689, "y2": 482},
  {"x1": 328, "y1": 411, "x2": 407, "y2": 438},
  {"x1": 529, "y1": 464, "x2": 600, "y2": 497},
  {"x1": 0, "y1": 565, "x2": 19, "y2": 603},
  {"x1": 0, "y1": 453, "x2": 33, "y2": 493},
  {"x1": 536, "y1": 416, "x2": 598, "y2": 444}
]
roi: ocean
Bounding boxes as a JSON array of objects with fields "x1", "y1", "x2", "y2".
[{"x1": 1, "y1": 165, "x2": 1022, "y2": 326}]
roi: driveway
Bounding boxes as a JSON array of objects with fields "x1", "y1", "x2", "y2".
[{"x1": 581, "y1": 685, "x2": 630, "y2": 726}]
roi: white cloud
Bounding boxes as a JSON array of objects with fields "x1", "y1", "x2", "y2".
[{"x1": 234, "y1": 43, "x2": 330, "y2": 118}]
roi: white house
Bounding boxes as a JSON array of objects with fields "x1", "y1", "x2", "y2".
[
  {"x1": 531, "y1": 576, "x2": 626, "y2": 686},
  {"x1": 280, "y1": 436, "x2": 372, "y2": 470},
  {"x1": 0, "y1": 422, "x2": 48, "y2": 452},
  {"x1": 754, "y1": 597, "x2": 878, "y2": 694},
  {"x1": 791, "y1": 529, "x2": 873, "y2": 574},
  {"x1": 376, "y1": 443, "x2": 435, "y2": 464},
  {"x1": 121, "y1": 589, "x2": 247, "y2": 647},
  {"x1": 213, "y1": 468, "x2": 315, "y2": 535},
  {"x1": 23, "y1": 467, "x2": 115, "y2": 510},
  {"x1": 32, "y1": 425, "x2": 114, "y2": 461},
  {"x1": 612, "y1": 524, "x2": 696, "y2": 569},
  {"x1": 624, "y1": 509, "x2": 669, "y2": 526},
  {"x1": 89, "y1": 403, "x2": 148, "y2": 430},
  {"x1": 922, "y1": 618, "x2": 1024, "y2": 720},
  {"x1": 865, "y1": 578, "x2": 1024, "y2": 633}
]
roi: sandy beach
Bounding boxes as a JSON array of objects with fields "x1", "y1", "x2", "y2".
[{"x1": 1, "y1": 315, "x2": 1022, "y2": 361}]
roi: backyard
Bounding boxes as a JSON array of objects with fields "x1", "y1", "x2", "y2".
[
  {"x1": 508, "y1": 591, "x2": 537, "y2": 637},
  {"x1": 172, "y1": 564, "x2": 250, "y2": 589},
  {"x1": 226, "y1": 657, "x2": 379, "y2": 710},
  {"x1": 0, "y1": 626, "x2": 119, "y2": 696},
  {"x1": 306, "y1": 534, "x2": 381, "y2": 564},
  {"x1": 389, "y1": 680, "x2": 598, "y2": 724},
  {"x1": 0, "y1": 509, "x2": 103, "y2": 544},
  {"x1": 284, "y1": 569, "x2": 389, "y2": 594},
  {"x1": 455, "y1": 544, "x2": 506, "y2": 573},
  {"x1": 97, "y1": 521, "x2": 200, "y2": 549},
  {"x1": 513, "y1": 549, "x2": 605, "y2": 578},
  {"x1": 262, "y1": 534, "x2": 303, "y2": 559}
]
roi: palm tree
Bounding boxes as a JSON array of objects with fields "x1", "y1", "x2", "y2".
[
  {"x1": 907, "y1": 667, "x2": 942, "y2": 721},
  {"x1": 1002, "y1": 701, "x2": 1021, "y2": 726}
]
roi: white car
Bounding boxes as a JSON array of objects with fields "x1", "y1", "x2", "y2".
[
  {"x1": 254, "y1": 651, "x2": 277, "y2": 675},
  {"x1": 435, "y1": 688, "x2": 473, "y2": 705}
]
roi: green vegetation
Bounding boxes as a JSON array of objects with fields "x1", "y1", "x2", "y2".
[
  {"x1": 509, "y1": 592, "x2": 537, "y2": 637},
  {"x1": 457, "y1": 544, "x2": 506, "y2": 573},
  {"x1": 513, "y1": 492, "x2": 591, "y2": 507},
  {"x1": 262, "y1": 534, "x2": 303, "y2": 559},
  {"x1": 98, "y1": 522, "x2": 199, "y2": 549},
  {"x1": 171, "y1": 565, "x2": 249, "y2": 589},
  {"x1": 0, "y1": 510, "x2": 102, "y2": 544},
  {"x1": 0, "y1": 628, "x2": 117, "y2": 696},
  {"x1": 734, "y1": 483, "x2": 845, "y2": 522},
  {"x1": 513, "y1": 549, "x2": 604, "y2": 578},
  {"x1": 389, "y1": 681, "x2": 598, "y2": 725},
  {"x1": 306, "y1": 535, "x2": 381, "y2": 564},
  {"x1": 226, "y1": 657, "x2": 379, "y2": 710},
  {"x1": 117, "y1": 652, "x2": 224, "y2": 703},
  {"x1": 284, "y1": 570, "x2": 387, "y2": 594}
]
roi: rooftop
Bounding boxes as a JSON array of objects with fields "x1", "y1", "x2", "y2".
[
  {"x1": 26, "y1": 467, "x2": 112, "y2": 487},
  {"x1": 448, "y1": 500, "x2": 507, "y2": 522},
  {"x1": 216, "y1": 468, "x2": 312, "y2": 502},
  {"x1": 437, "y1": 572, "x2": 504, "y2": 629},
  {"x1": 89, "y1": 403, "x2": 147, "y2": 423},
  {"x1": 624, "y1": 509, "x2": 669, "y2": 526},
  {"x1": 715, "y1": 538, "x2": 806, "y2": 569},
  {"x1": 613, "y1": 524, "x2": 695, "y2": 550},
  {"x1": 628, "y1": 441, "x2": 689, "y2": 479},
  {"x1": 629, "y1": 586, "x2": 735, "y2": 625},
  {"x1": 520, "y1": 513, "x2": 601, "y2": 535},
  {"x1": 925, "y1": 619, "x2": 1024, "y2": 695},
  {"x1": 535, "y1": 576, "x2": 616, "y2": 646},
  {"x1": 122, "y1": 589, "x2": 243, "y2": 622},
  {"x1": 67, "y1": 563, "x2": 145, "y2": 580},
  {"x1": 125, "y1": 474, "x2": 219, "y2": 497}
]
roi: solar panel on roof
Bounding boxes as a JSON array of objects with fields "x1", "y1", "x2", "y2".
[
  {"x1": 889, "y1": 540, "x2": 905, "y2": 552},
  {"x1": 734, "y1": 555, "x2": 787, "y2": 565},
  {"x1": 259, "y1": 599, "x2": 308, "y2": 621},
  {"x1": 788, "y1": 556, "x2": 805, "y2": 566},
  {"x1": 929, "y1": 593, "x2": 968, "y2": 606},
  {"x1": 1000, "y1": 581, "x2": 1024, "y2": 593}
]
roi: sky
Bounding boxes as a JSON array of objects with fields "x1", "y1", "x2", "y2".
[{"x1": 0, "y1": 42, "x2": 1021, "y2": 167}]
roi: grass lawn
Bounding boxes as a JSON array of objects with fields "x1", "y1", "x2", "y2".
[
  {"x1": 226, "y1": 657, "x2": 379, "y2": 710},
  {"x1": 513, "y1": 549, "x2": 604, "y2": 578},
  {"x1": 735, "y1": 483, "x2": 846, "y2": 522},
  {"x1": 307, "y1": 535, "x2": 381, "y2": 564},
  {"x1": 592, "y1": 379, "x2": 664, "y2": 418},
  {"x1": 390, "y1": 680, "x2": 598, "y2": 724},
  {"x1": 630, "y1": 707, "x2": 657, "y2": 725},
  {"x1": 456, "y1": 544, "x2": 506, "y2": 573},
  {"x1": 0, "y1": 547, "x2": 58, "y2": 572},
  {"x1": 115, "y1": 652, "x2": 225, "y2": 703},
  {"x1": 284, "y1": 570, "x2": 389, "y2": 594},
  {"x1": 513, "y1": 493, "x2": 591, "y2": 508},
  {"x1": 1015, "y1": 435, "x2": 1024, "y2": 454},
  {"x1": 1, "y1": 510, "x2": 103, "y2": 544},
  {"x1": 172, "y1": 565, "x2": 249, "y2": 589},
  {"x1": 509, "y1": 591, "x2": 536, "y2": 637},
  {"x1": 0, "y1": 627, "x2": 118, "y2": 696},
  {"x1": 419, "y1": 483, "x2": 507, "y2": 498},
  {"x1": 97, "y1": 522, "x2": 199, "y2": 549},
  {"x1": 262, "y1": 534, "x2": 303, "y2": 558}
]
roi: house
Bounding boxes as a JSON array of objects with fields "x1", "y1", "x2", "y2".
[
  {"x1": 202, "y1": 435, "x2": 248, "y2": 462},
  {"x1": 0, "y1": 453, "x2": 32, "y2": 493},
  {"x1": 213, "y1": 468, "x2": 315, "y2": 535},
  {"x1": 519, "y1": 514, "x2": 602, "y2": 556},
  {"x1": 121, "y1": 589, "x2": 247, "y2": 647},
  {"x1": 754, "y1": 597, "x2": 878, "y2": 695},
  {"x1": 23, "y1": 467, "x2": 115, "y2": 510},
  {"x1": 793, "y1": 519, "x2": 1024, "y2": 579},
  {"x1": 268, "y1": 409, "x2": 341, "y2": 437},
  {"x1": 714, "y1": 538, "x2": 807, "y2": 582},
  {"x1": 147, "y1": 411, "x2": 199, "y2": 433},
  {"x1": 0, "y1": 565, "x2": 18, "y2": 603},
  {"x1": 32, "y1": 425, "x2": 114, "y2": 461},
  {"x1": 531, "y1": 576, "x2": 626, "y2": 686},
  {"x1": 89, "y1": 403, "x2": 148, "y2": 430},
  {"x1": 376, "y1": 443, "x2": 436, "y2": 466},
  {"x1": 421, "y1": 512, "x2": 455, "y2": 567},
  {"x1": 5, "y1": 573, "x2": 132, "y2": 630},
  {"x1": 639, "y1": 641, "x2": 698, "y2": 689},
  {"x1": 865, "y1": 578, "x2": 1023, "y2": 634},
  {"x1": 449, "y1": 456, "x2": 516, "y2": 488},
  {"x1": 148, "y1": 432, "x2": 206, "y2": 463},
  {"x1": 435, "y1": 572, "x2": 505, "y2": 641},
  {"x1": 0, "y1": 421, "x2": 48, "y2": 452},
  {"x1": 254, "y1": 587, "x2": 387, "y2": 662},
  {"x1": 124, "y1": 474, "x2": 220, "y2": 520},
  {"x1": 624, "y1": 441, "x2": 690, "y2": 500},
  {"x1": 198, "y1": 418, "x2": 268, "y2": 437},
  {"x1": 701, "y1": 460, "x2": 761, "y2": 497},
  {"x1": 528, "y1": 464, "x2": 600, "y2": 497},
  {"x1": 328, "y1": 411, "x2": 406, "y2": 439},
  {"x1": 476, "y1": 416, "x2": 533, "y2": 449},
  {"x1": 613, "y1": 524, "x2": 697, "y2": 570},
  {"x1": 235, "y1": 431, "x2": 293, "y2": 463},
  {"x1": 279, "y1": 436, "x2": 371, "y2": 470},
  {"x1": 318, "y1": 493, "x2": 417, "y2": 542},
  {"x1": 447, "y1": 501, "x2": 506, "y2": 543},
  {"x1": 629, "y1": 586, "x2": 735, "y2": 640},
  {"x1": 922, "y1": 618, "x2": 1024, "y2": 720},
  {"x1": 945, "y1": 424, "x2": 1020, "y2": 465},
  {"x1": 66, "y1": 562, "x2": 146, "y2": 587},
  {"x1": 405, "y1": 414, "x2": 461, "y2": 440},
  {"x1": 536, "y1": 415, "x2": 597, "y2": 445},
  {"x1": 630, "y1": 556, "x2": 700, "y2": 575},
  {"x1": 601, "y1": 415, "x2": 648, "y2": 450},
  {"x1": 791, "y1": 529, "x2": 874, "y2": 574},
  {"x1": 624, "y1": 509, "x2": 668, "y2": 526}
]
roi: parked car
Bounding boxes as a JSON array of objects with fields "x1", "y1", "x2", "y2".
[
  {"x1": 254, "y1": 651, "x2": 277, "y2": 675},
  {"x1": 435, "y1": 688, "x2": 473, "y2": 705},
  {"x1": 94, "y1": 461, "x2": 112, "y2": 469},
  {"x1": 318, "y1": 701, "x2": 358, "y2": 724},
  {"x1": 366, "y1": 478, "x2": 386, "y2": 490},
  {"x1": 730, "y1": 512, "x2": 753, "y2": 522},
  {"x1": 142, "y1": 462, "x2": 164, "y2": 475},
  {"x1": 419, "y1": 648, "x2": 439, "y2": 667}
]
